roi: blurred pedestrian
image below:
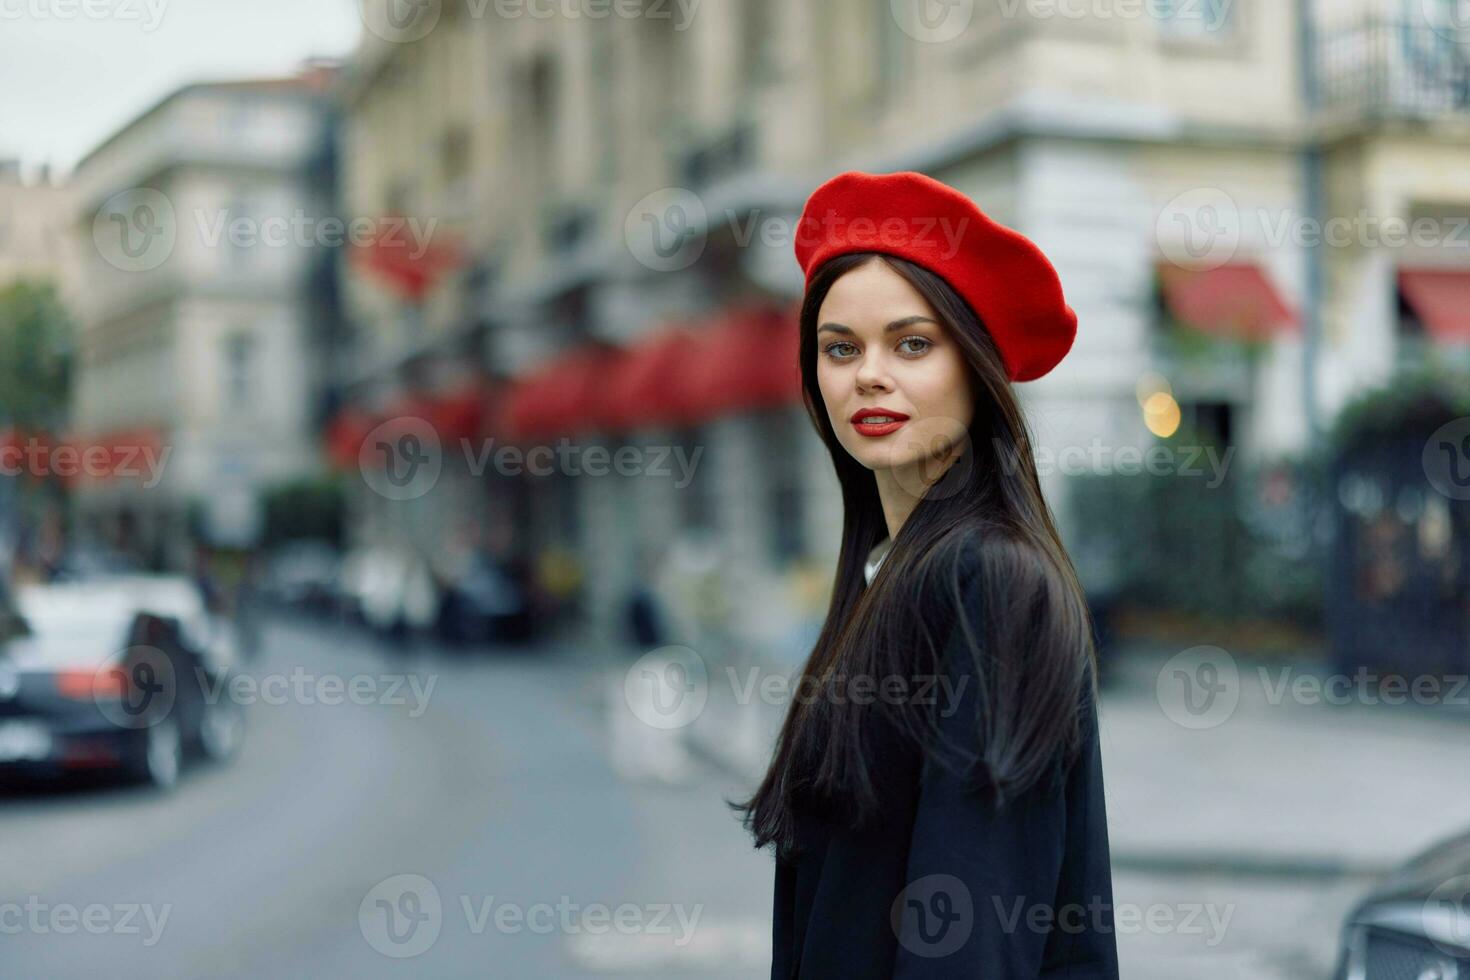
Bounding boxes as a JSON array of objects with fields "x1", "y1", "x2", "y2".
[
  {"x1": 622, "y1": 549, "x2": 668, "y2": 654},
  {"x1": 736, "y1": 171, "x2": 1119, "y2": 977}
]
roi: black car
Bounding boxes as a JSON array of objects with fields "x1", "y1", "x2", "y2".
[
  {"x1": 0, "y1": 578, "x2": 246, "y2": 790},
  {"x1": 436, "y1": 554, "x2": 534, "y2": 646},
  {"x1": 1333, "y1": 829, "x2": 1470, "y2": 978}
]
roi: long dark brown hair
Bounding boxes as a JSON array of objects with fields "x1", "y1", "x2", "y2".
[{"x1": 732, "y1": 252, "x2": 1099, "y2": 858}]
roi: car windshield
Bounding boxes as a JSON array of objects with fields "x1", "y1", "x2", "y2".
[{"x1": 2, "y1": 587, "x2": 139, "y2": 671}]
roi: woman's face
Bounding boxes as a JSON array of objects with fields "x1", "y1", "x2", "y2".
[{"x1": 815, "y1": 258, "x2": 976, "y2": 481}]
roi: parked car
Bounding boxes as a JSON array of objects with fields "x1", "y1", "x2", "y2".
[
  {"x1": 0, "y1": 577, "x2": 246, "y2": 790},
  {"x1": 261, "y1": 539, "x2": 341, "y2": 613},
  {"x1": 338, "y1": 546, "x2": 438, "y2": 641},
  {"x1": 49, "y1": 545, "x2": 143, "y2": 582},
  {"x1": 1332, "y1": 828, "x2": 1470, "y2": 978},
  {"x1": 436, "y1": 553, "x2": 534, "y2": 646}
]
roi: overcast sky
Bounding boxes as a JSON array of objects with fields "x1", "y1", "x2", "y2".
[{"x1": 0, "y1": 0, "x2": 363, "y2": 178}]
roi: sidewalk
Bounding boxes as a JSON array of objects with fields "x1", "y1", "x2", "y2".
[
  {"x1": 1102, "y1": 641, "x2": 1470, "y2": 877},
  {"x1": 579, "y1": 627, "x2": 1470, "y2": 977},
  {"x1": 684, "y1": 638, "x2": 1470, "y2": 879}
]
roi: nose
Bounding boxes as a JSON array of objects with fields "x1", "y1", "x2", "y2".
[{"x1": 854, "y1": 349, "x2": 893, "y2": 394}]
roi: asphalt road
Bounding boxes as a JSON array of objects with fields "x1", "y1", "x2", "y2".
[
  {"x1": 2, "y1": 612, "x2": 1417, "y2": 979},
  {"x1": 0, "y1": 615, "x2": 774, "y2": 979}
]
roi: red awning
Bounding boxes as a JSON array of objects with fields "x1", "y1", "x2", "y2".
[
  {"x1": 601, "y1": 325, "x2": 702, "y2": 431},
  {"x1": 678, "y1": 303, "x2": 801, "y2": 422},
  {"x1": 348, "y1": 219, "x2": 464, "y2": 302},
  {"x1": 502, "y1": 343, "x2": 616, "y2": 440},
  {"x1": 392, "y1": 384, "x2": 491, "y2": 443},
  {"x1": 49, "y1": 427, "x2": 168, "y2": 485},
  {"x1": 430, "y1": 384, "x2": 490, "y2": 441},
  {"x1": 1398, "y1": 267, "x2": 1470, "y2": 342},
  {"x1": 324, "y1": 407, "x2": 380, "y2": 470},
  {"x1": 497, "y1": 301, "x2": 803, "y2": 440},
  {"x1": 1156, "y1": 262, "x2": 1297, "y2": 340},
  {"x1": 345, "y1": 382, "x2": 493, "y2": 466}
]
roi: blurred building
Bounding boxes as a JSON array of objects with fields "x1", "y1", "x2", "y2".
[
  {"x1": 0, "y1": 160, "x2": 68, "y2": 287},
  {"x1": 1312, "y1": 0, "x2": 1470, "y2": 388},
  {"x1": 331, "y1": 8, "x2": 499, "y2": 585},
  {"x1": 64, "y1": 65, "x2": 339, "y2": 567},
  {"x1": 328, "y1": 0, "x2": 1470, "y2": 648}
]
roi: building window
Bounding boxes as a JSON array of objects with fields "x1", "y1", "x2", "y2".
[
  {"x1": 1396, "y1": 281, "x2": 1426, "y2": 340},
  {"x1": 592, "y1": 31, "x2": 618, "y2": 181},
  {"x1": 759, "y1": 408, "x2": 805, "y2": 564},
  {"x1": 1184, "y1": 400, "x2": 1234, "y2": 449},
  {"x1": 741, "y1": 0, "x2": 772, "y2": 86},
  {"x1": 554, "y1": 469, "x2": 582, "y2": 549},
  {"x1": 441, "y1": 125, "x2": 470, "y2": 185},
  {"x1": 223, "y1": 331, "x2": 254, "y2": 409},
  {"x1": 224, "y1": 197, "x2": 252, "y2": 269},
  {"x1": 521, "y1": 53, "x2": 557, "y2": 202}
]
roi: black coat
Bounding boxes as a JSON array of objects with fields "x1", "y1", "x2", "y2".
[{"x1": 769, "y1": 573, "x2": 1120, "y2": 978}]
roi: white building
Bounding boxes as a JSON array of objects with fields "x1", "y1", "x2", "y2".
[
  {"x1": 0, "y1": 160, "x2": 68, "y2": 288},
  {"x1": 64, "y1": 68, "x2": 338, "y2": 566}
]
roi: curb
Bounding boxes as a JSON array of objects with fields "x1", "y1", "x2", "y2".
[{"x1": 1110, "y1": 851, "x2": 1390, "y2": 881}]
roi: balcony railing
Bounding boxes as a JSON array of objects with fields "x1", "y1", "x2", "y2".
[{"x1": 1317, "y1": 18, "x2": 1470, "y2": 120}]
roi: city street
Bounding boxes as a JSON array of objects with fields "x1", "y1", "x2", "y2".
[
  {"x1": 0, "y1": 616, "x2": 772, "y2": 979},
  {"x1": 4, "y1": 3, "x2": 1469, "y2": 979},
  {"x1": 4, "y1": 614, "x2": 1468, "y2": 978}
]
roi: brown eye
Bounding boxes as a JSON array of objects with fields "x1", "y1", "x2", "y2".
[
  {"x1": 897, "y1": 336, "x2": 932, "y2": 356},
  {"x1": 822, "y1": 341, "x2": 858, "y2": 360}
]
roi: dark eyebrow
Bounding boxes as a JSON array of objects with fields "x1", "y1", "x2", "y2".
[{"x1": 816, "y1": 315, "x2": 941, "y2": 337}]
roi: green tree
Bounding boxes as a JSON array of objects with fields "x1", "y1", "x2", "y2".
[{"x1": 0, "y1": 280, "x2": 73, "y2": 429}]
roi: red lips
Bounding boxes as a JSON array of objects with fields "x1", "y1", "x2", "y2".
[
  {"x1": 849, "y1": 407, "x2": 910, "y2": 438},
  {"x1": 848, "y1": 407, "x2": 909, "y2": 424}
]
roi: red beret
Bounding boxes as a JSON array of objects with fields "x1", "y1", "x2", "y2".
[{"x1": 792, "y1": 170, "x2": 1076, "y2": 382}]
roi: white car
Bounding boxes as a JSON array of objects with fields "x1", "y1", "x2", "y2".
[{"x1": 339, "y1": 547, "x2": 439, "y2": 636}]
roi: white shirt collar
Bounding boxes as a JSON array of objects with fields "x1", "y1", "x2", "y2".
[{"x1": 863, "y1": 536, "x2": 892, "y2": 586}]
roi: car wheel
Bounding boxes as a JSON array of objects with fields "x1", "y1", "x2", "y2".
[
  {"x1": 198, "y1": 696, "x2": 244, "y2": 763},
  {"x1": 138, "y1": 718, "x2": 182, "y2": 790}
]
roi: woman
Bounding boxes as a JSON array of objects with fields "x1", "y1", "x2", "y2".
[{"x1": 734, "y1": 171, "x2": 1119, "y2": 978}]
